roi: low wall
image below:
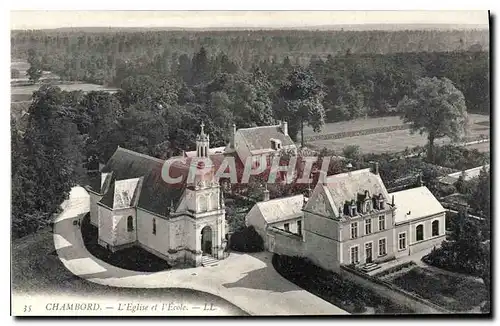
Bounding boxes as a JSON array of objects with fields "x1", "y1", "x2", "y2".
[
  {"x1": 267, "y1": 227, "x2": 305, "y2": 258},
  {"x1": 340, "y1": 265, "x2": 450, "y2": 314}
]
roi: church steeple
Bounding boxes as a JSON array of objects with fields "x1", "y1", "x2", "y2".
[{"x1": 196, "y1": 122, "x2": 210, "y2": 157}]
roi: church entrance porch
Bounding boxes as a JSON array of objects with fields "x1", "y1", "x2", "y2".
[{"x1": 201, "y1": 226, "x2": 213, "y2": 256}]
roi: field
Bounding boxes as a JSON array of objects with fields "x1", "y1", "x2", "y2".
[
  {"x1": 11, "y1": 83, "x2": 119, "y2": 101},
  {"x1": 11, "y1": 59, "x2": 119, "y2": 102},
  {"x1": 305, "y1": 114, "x2": 490, "y2": 154}
]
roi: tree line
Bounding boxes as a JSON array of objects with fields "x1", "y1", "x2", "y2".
[{"x1": 11, "y1": 30, "x2": 489, "y2": 238}]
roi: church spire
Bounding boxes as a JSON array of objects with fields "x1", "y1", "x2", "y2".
[{"x1": 196, "y1": 122, "x2": 210, "y2": 157}]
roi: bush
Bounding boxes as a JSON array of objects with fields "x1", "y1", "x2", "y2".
[
  {"x1": 230, "y1": 225, "x2": 264, "y2": 252},
  {"x1": 432, "y1": 145, "x2": 489, "y2": 170},
  {"x1": 342, "y1": 145, "x2": 361, "y2": 161},
  {"x1": 422, "y1": 239, "x2": 487, "y2": 276}
]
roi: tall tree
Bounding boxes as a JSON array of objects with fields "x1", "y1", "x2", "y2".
[
  {"x1": 276, "y1": 69, "x2": 326, "y2": 147},
  {"x1": 27, "y1": 56, "x2": 43, "y2": 83},
  {"x1": 397, "y1": 77, "x2": 468, "y2": 162},
  {"x1": 12, "y1": 86, "x2": 84, "y2": 238}
]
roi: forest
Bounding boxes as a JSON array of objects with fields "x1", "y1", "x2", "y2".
[{"x1": 11, "y1": 28, "x2": 490, "y2": 238}]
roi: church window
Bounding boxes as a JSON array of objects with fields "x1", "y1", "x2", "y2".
[
  {"x1": 153, "y1": 218, "x2": 156, "y2": 235},
  {"x1": 127, "y1": 216, "x2": 134, "y2": 232}
]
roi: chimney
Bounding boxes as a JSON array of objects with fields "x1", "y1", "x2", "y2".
[
  {"x1": 417, "y1": 174, "x2": 423, "y2": 187},
  {"x1": 230, "y1": 123, "x2": 237, "y2": 148},
  {"x1": 370, "y1": 161, "x2": 379, "y2": 175},
  {"x1": 282, "y1": 121, "x2": 288, "y2": 136},
  {"x1": 263, "y1": 184, "x2": 270, "y2": 202}
]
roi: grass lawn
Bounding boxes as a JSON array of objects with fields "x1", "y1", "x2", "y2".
[
  {"x1": 389, "y1": 266, "x2": 487, "y2": 312},
  {"x1": 303, "y1": 114, "x2": 490, "y2": 154}
]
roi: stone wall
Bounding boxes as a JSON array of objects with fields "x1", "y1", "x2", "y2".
[{"x1": 267, "y1": 227, "x2": 305, "y2": 258}]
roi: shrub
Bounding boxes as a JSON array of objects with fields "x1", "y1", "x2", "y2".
[
  {"x1": 342, "y1": 145, "x2": 361, "y2": 161},
  {"x1": 230, "y1": 225, "x2": 264, "y2": 252},
  {"x1": 432, "y1": 144, "x2": 489, "y2": 170}
]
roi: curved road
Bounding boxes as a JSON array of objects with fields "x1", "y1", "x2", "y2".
[{"x1": 53, "y1": 186, "x2": 348, "y2": 316}]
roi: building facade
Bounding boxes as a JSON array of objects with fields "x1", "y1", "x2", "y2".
[
  {"x1": 247, "y1": 163, "x2": 446, "y2": 272},
  {"x1": 86, "y1": 123, "x2": 227, "y2": 267}
]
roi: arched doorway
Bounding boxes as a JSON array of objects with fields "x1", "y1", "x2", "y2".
[{"x1": 201, "y1": 226, "x2": 213, "y2": 255}]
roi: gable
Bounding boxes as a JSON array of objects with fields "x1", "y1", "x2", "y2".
[
  {"x1": 99, "y1": 147, "x2": 186, "y2": 217},
  {"x1": 304, "y1": 184, "x2": 336, "y2": 218}
]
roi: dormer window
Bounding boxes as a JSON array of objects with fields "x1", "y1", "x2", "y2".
[
  {"x1": 379, "y1": 200, "x2": 385, "y2": 210},
  {"x1": 364, "y1": 200, "x2": 372, "y2": 213},
  {"x1": 350, "y1": 201, "x2": 357, "y2": 216},
  {"x1": 271, "y1": 139, "x2": 282, "y2": 150}
]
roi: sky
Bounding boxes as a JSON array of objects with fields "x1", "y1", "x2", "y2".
[{"x1": 10, "y1": 11, "x2": 490, "y2": 30}]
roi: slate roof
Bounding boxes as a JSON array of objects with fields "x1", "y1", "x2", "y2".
[
  {"x1": 391, "y1": 186, "x2": 445, "y2": 224},
  {"x1": 98, "y1": 147, "x2": 188, "y2": 217},
  {"x1": 237, "y1": 125, "x2": 295, "y2": 153},
  {"x1": 324, "y1": 168, "x2": 390, "y2": 208},
  {"x1": 255, "y1": 194, "x2": 304, "y2": 224},
  {"x1": 87, "y1": 171, "x2": 114, "y2": 194}
]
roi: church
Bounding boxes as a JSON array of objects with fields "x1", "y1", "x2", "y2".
[{"x1": 86, "y1": 121, "x2": 296, "y2": 267}]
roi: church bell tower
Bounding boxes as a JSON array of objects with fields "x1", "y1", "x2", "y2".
[{"x1": 189, "y1": 122, "x2": 215, "y2": 190}]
